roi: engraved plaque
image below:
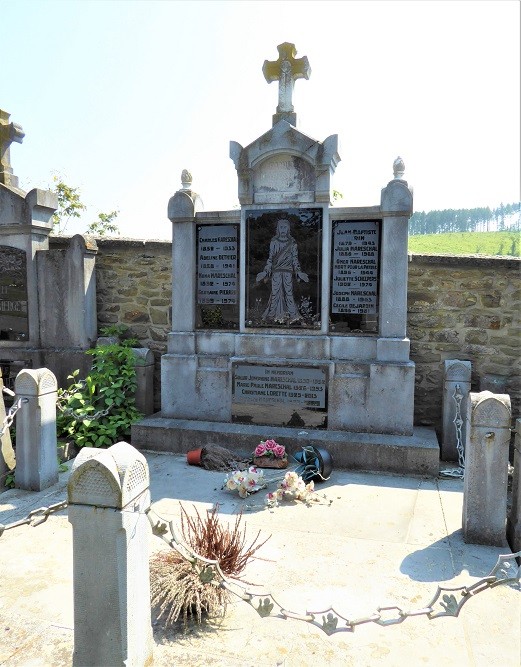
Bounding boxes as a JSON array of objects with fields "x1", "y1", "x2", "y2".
[
  {"x1": 232, "y1": 363, "x2": 327, "y2": 428},
  {"x1": 196, "y1": 224, "x2": 239, "y2": 329},
  {"x1": 0, "y1": 246, "x2": 29, "y2": 341},
  {"x1": 246, "y1": 208, "x2": 322, "y2": 329},
  {"x1": 330, "y1": 221, "x2": 380, "y2": 334}
]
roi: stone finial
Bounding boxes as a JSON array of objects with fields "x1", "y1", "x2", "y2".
[
  {"x1": 0, "y1": 110, "x2": 25, "y2": 188},
  {"x1": 263, "y1": 42, "x2": 311, "y2": 126},
  {"x1": 393, "y1": 156, "x2": 405, "y2": 180},
  {"x1": 181, "y1": 169, "x2": 192, "y2": 190}
]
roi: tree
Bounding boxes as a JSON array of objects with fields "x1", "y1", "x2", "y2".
[{"x1": 50, "y1": 176, "x2": 120, "y2": 237}]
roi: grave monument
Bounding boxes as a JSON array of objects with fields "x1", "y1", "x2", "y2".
[
  {"x1": 0, "y1": 109, "x2": 98, "y2": 390},
  {"x1": 133, "y1": 43, "x2": 439, "y2": 474}
]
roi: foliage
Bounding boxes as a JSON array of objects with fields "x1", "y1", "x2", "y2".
[
  {"x1": 57, "y1": 342, "x2": 142, "y2": 448},
  {"x1": 50, "y1": 176, "x2": 120, "y2": 237},
  {"x1": 409, "y1": 202, "x2": 520, "y2": 235},
  {"x1": 85, "y1": 210, "x2": 120, "y2": 237},
  {"x1": 99, "y1": 324, "x2": 139, "y2": 347},
  {"x1": 51, "y1": 176, "x2": 86, "y2": 234},
  {"x1": 408, "y1": 230, "x2": 520, "y2": 257},
  {"x1": 150, "y1": 505, "x2": 269, "y2": 628}
]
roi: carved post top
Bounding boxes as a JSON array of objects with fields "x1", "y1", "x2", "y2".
[
  {"x1": 0, "y1": 110, "x2": 25, "y2": 188},
  {"x1": 263, "y1": 43, "x2": 311, "y2": 127}
]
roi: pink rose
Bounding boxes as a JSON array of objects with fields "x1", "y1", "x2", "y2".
[
  {"x1": 264, "y1": 439, "x2": 277, "y2": 450},
  {"x1": 254, "y1": 444, "x2": 266, "y2": 457},
  {"x1": 273, "y1": 445, "x2": 286, "y2": 459}
]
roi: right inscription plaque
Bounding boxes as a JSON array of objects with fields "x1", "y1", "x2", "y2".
[{"x1": 330, "y1": 220, "x2": 380, "y2": 334}]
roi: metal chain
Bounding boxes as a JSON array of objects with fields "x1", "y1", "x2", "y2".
[
  {"x1": 146, "y1": 506, "x2": 521, "y2": 636},
  {"x1": 56, "y1": 381, "x2": 112, "y2": 422},
  {"x1": 0, "y1": 500, "x2": 68, "y2": 538},
  {"x1": 440, "y1": 384, "x2": 465, "y2": 479},
  {"x1": 0, "y1": 388, "x2": 27, "y2": 439}
]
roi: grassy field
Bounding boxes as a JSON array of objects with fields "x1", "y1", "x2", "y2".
[{"x1": 408, "y1": 230, "x2": 520, "y2": 257}]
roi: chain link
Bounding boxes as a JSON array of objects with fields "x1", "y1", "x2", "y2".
[
  {"x1": 56, "y1": 381, "x2": 112, "y2": 422},
  {"x1": 0, "y1": 388, "x2": 27, "y2": 439},
  {"x1": 146, "y1": 505, "x2": 521, "y2": 636},
  {"x1": 0, "y1": 500, "x2": 68, "y2": 538},
  {"x1": 440, "y1": 383, "x2": 465, "y2": 479}
]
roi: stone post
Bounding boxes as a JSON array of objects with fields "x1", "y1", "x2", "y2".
[
  {"x1": 67, "y1": 441, "x2": 153, "y2": 667},
  {"x1": 14, "y1": 368, "x2": 58, "y2": 491},
  {"x1": 133, "y1": 348, "x2": 155, "y2": 416},
  {"x1": 441, "y1": 360, "x2": 471, "y2": 462},
  {"x1": 507, "y1": 418, "x2": 521, "y2": 553},
  {"x1": 462, "y1": 391, "x2": 511, "y2": 546},
  {"x1": 0, "y1": 368, "x2": 15, "y2": 490}
]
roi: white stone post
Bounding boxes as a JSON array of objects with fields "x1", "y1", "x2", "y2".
[
  {"x1": 14, "y1": 368, "x2": 58, "y2": 491},
  {"x1": 67, "y1": 441, "x2": 153, "y2": 667},
  {"x1": 462, "y1": 391, "x2": 511, "y2": 546},
  {"x1": 133, "y1": 347, "x2": 155, "y2": 416},
  {"x1": 507, "y1": 418, "x2": 521, "y2": 553},
  {"x1": 441, "y1": 360, "x2": 471, "y2": 462}
]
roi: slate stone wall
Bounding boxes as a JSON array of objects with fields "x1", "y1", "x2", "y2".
[{"x1": 94, "y1": 239, "x2": 520, "y2": 430}]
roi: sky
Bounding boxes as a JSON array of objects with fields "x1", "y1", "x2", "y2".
[{"x1": 2, "y1": 0, "x2": 520, "y2": 240}]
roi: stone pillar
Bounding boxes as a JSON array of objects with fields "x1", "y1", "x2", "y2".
[
  {"x1": 133, "y1": 348, "x2": 155, "y2": 416},
  {"x1": 441, "y1": 360, "x2": 471, "y2": 462},
  {"x1": 462, "y1": 391, "x2": 511, "y2": 546},
  {"x1": 14, "y1": 368, "x2": 58, "y2": 491},
  {"x1": 67, "y1": 441, "x2": 153, "y2": 667},
  {"x1": 0, "y1": 368, "x2": 15, "y2": 489},
  {"x1": 507, "y1": 418, "x2": 521, "y2": 553}
]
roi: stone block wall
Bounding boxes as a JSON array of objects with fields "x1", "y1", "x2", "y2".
[{"x1": 93, "y1": 239, "x2": 520, "y2": 430}]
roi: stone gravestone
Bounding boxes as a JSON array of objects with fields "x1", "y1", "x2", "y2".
[
  {"x1": 0, "y1": 109, "x2": 98, "y2": 388},
  {"x1": 133, "y1": 43, "x2": 439, "y2": 475}
]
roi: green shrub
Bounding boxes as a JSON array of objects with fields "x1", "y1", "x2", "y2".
[{"x1": 57, "y1": 342, "x2": 142, "y2": 448}]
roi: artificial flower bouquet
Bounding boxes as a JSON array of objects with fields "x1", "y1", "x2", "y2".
[
  {"x1": 265, "y1": 470, "x2": 317, "y2": 508},
  {"x1": 223, "y1": 466, "x2": 265, "y2": 498},
  {"x1": 253, "y1": 439, "x2": 288, "y2": 469}
]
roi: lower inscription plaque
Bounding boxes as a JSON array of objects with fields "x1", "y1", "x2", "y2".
[
  {"x1": 0, "y1": 245, "x2": 28, "y2": 341},
  {"x1": 232, "y1": 363, "x2": 327, "y2": 428}
]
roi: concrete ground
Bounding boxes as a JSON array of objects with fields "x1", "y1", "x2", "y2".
[{"x1": 0, "y1": 451, "x2": 519, "y2": 667}]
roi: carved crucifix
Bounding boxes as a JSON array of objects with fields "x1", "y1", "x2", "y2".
[
  {"x1": 263, "y1": 43, "x2": 311, "y2": 126},
  {"x1": 0, "y1": 110, "x2": 25, "y2": 188}
]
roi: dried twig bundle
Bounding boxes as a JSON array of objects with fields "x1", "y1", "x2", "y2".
[
  {"x1": 150, "y1": 504, "x2": 270, "y2": 628},
  {"x1": 180, "y1": 504, "x2": 270, "y2": 578},
  {"x1": 150, "y1": 551, "x2": 228, "y2": 628}
]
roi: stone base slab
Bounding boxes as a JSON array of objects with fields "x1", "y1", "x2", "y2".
[{"x1": 131, "y1": 415, "x2": 439, "y2": 477}]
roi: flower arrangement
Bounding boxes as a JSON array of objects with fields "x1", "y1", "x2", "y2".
[
  {"x1": 223, "y1": 466, "x2": 265, "y2": 498},
  {"x1": 265, "y1": 470, "x2": 320, "y2": 508},
  {"x1": 253, "y1": 439, "x2": 288, "y2": 469}
]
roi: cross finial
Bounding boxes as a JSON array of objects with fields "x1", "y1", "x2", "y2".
[
  {"x1": 0, "y1": 110, "x2": 25, "y2": 188},
  {"x1": 263, "y1": 42, "x2": 311, "y2": 127}
]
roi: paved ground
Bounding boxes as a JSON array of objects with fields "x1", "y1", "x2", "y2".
[{"x1": 0, "y1": 451, "x2": 519, "y2": 666}]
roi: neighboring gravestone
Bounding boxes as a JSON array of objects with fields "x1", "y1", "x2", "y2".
[
  {"x1": 134, "y1": 43, "x2": 439, "y2": 475},
  {"x1": 462, "y1": 390, "x2": 511, "y2": 546},
  {"x1": 0, "y1": 110, "x2": 98, "y2": 388},
  {"x1": 67, "y1": 442, "x2": 153, "y2": 667},
  {"x1": 507, "y1": 418, "x2": 521, "y2": 553},
  {"x1": 441, "y1": 359, "x2": 471, "y2": 462}
]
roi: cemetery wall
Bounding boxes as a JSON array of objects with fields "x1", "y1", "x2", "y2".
[{"x1": 84, "y1": 238, "x2": 520, "y2": 428}]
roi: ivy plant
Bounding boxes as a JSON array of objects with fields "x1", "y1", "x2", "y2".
[{"x1": 57, "y1": 341, "x2": 143, "y2": 448}]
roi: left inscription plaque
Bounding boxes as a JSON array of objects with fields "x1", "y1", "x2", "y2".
[
  {"x1": 0, "y1": 246, "x2": 28, "y2": 341},
  {"x1": 196, "y1": 224, "x2": 239, "y2": 329}
]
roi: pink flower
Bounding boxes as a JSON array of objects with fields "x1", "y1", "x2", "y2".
[
  {"x1": 273, "y1": 444, "x2": 286, "y2": 459},
  {"x1": 254, "y1": 443, "x2": 267, "y2": 457},
  {"x1": 264, "y1": 439, "x2": 277, "y2": 450}
]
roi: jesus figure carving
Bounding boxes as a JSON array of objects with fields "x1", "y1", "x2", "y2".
[{"x1": 256, "y1": 218, "x2": 309, "y2": 323}]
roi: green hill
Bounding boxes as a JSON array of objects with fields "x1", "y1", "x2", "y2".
[{"x1": 408, "y1": 231, "x2": 520, "y2": 257}]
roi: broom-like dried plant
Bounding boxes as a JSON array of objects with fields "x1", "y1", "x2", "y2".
[{"x1": 150, "y1": 504, "x2": 270, "y2": 628}]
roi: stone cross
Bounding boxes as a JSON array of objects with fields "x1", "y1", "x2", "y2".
[
  {"x1": 0, "y1": 110, "x2": 25, "y2": 188},
  {"x1": 263, "y1": 43, "x2": 311, "y2": 126}
]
